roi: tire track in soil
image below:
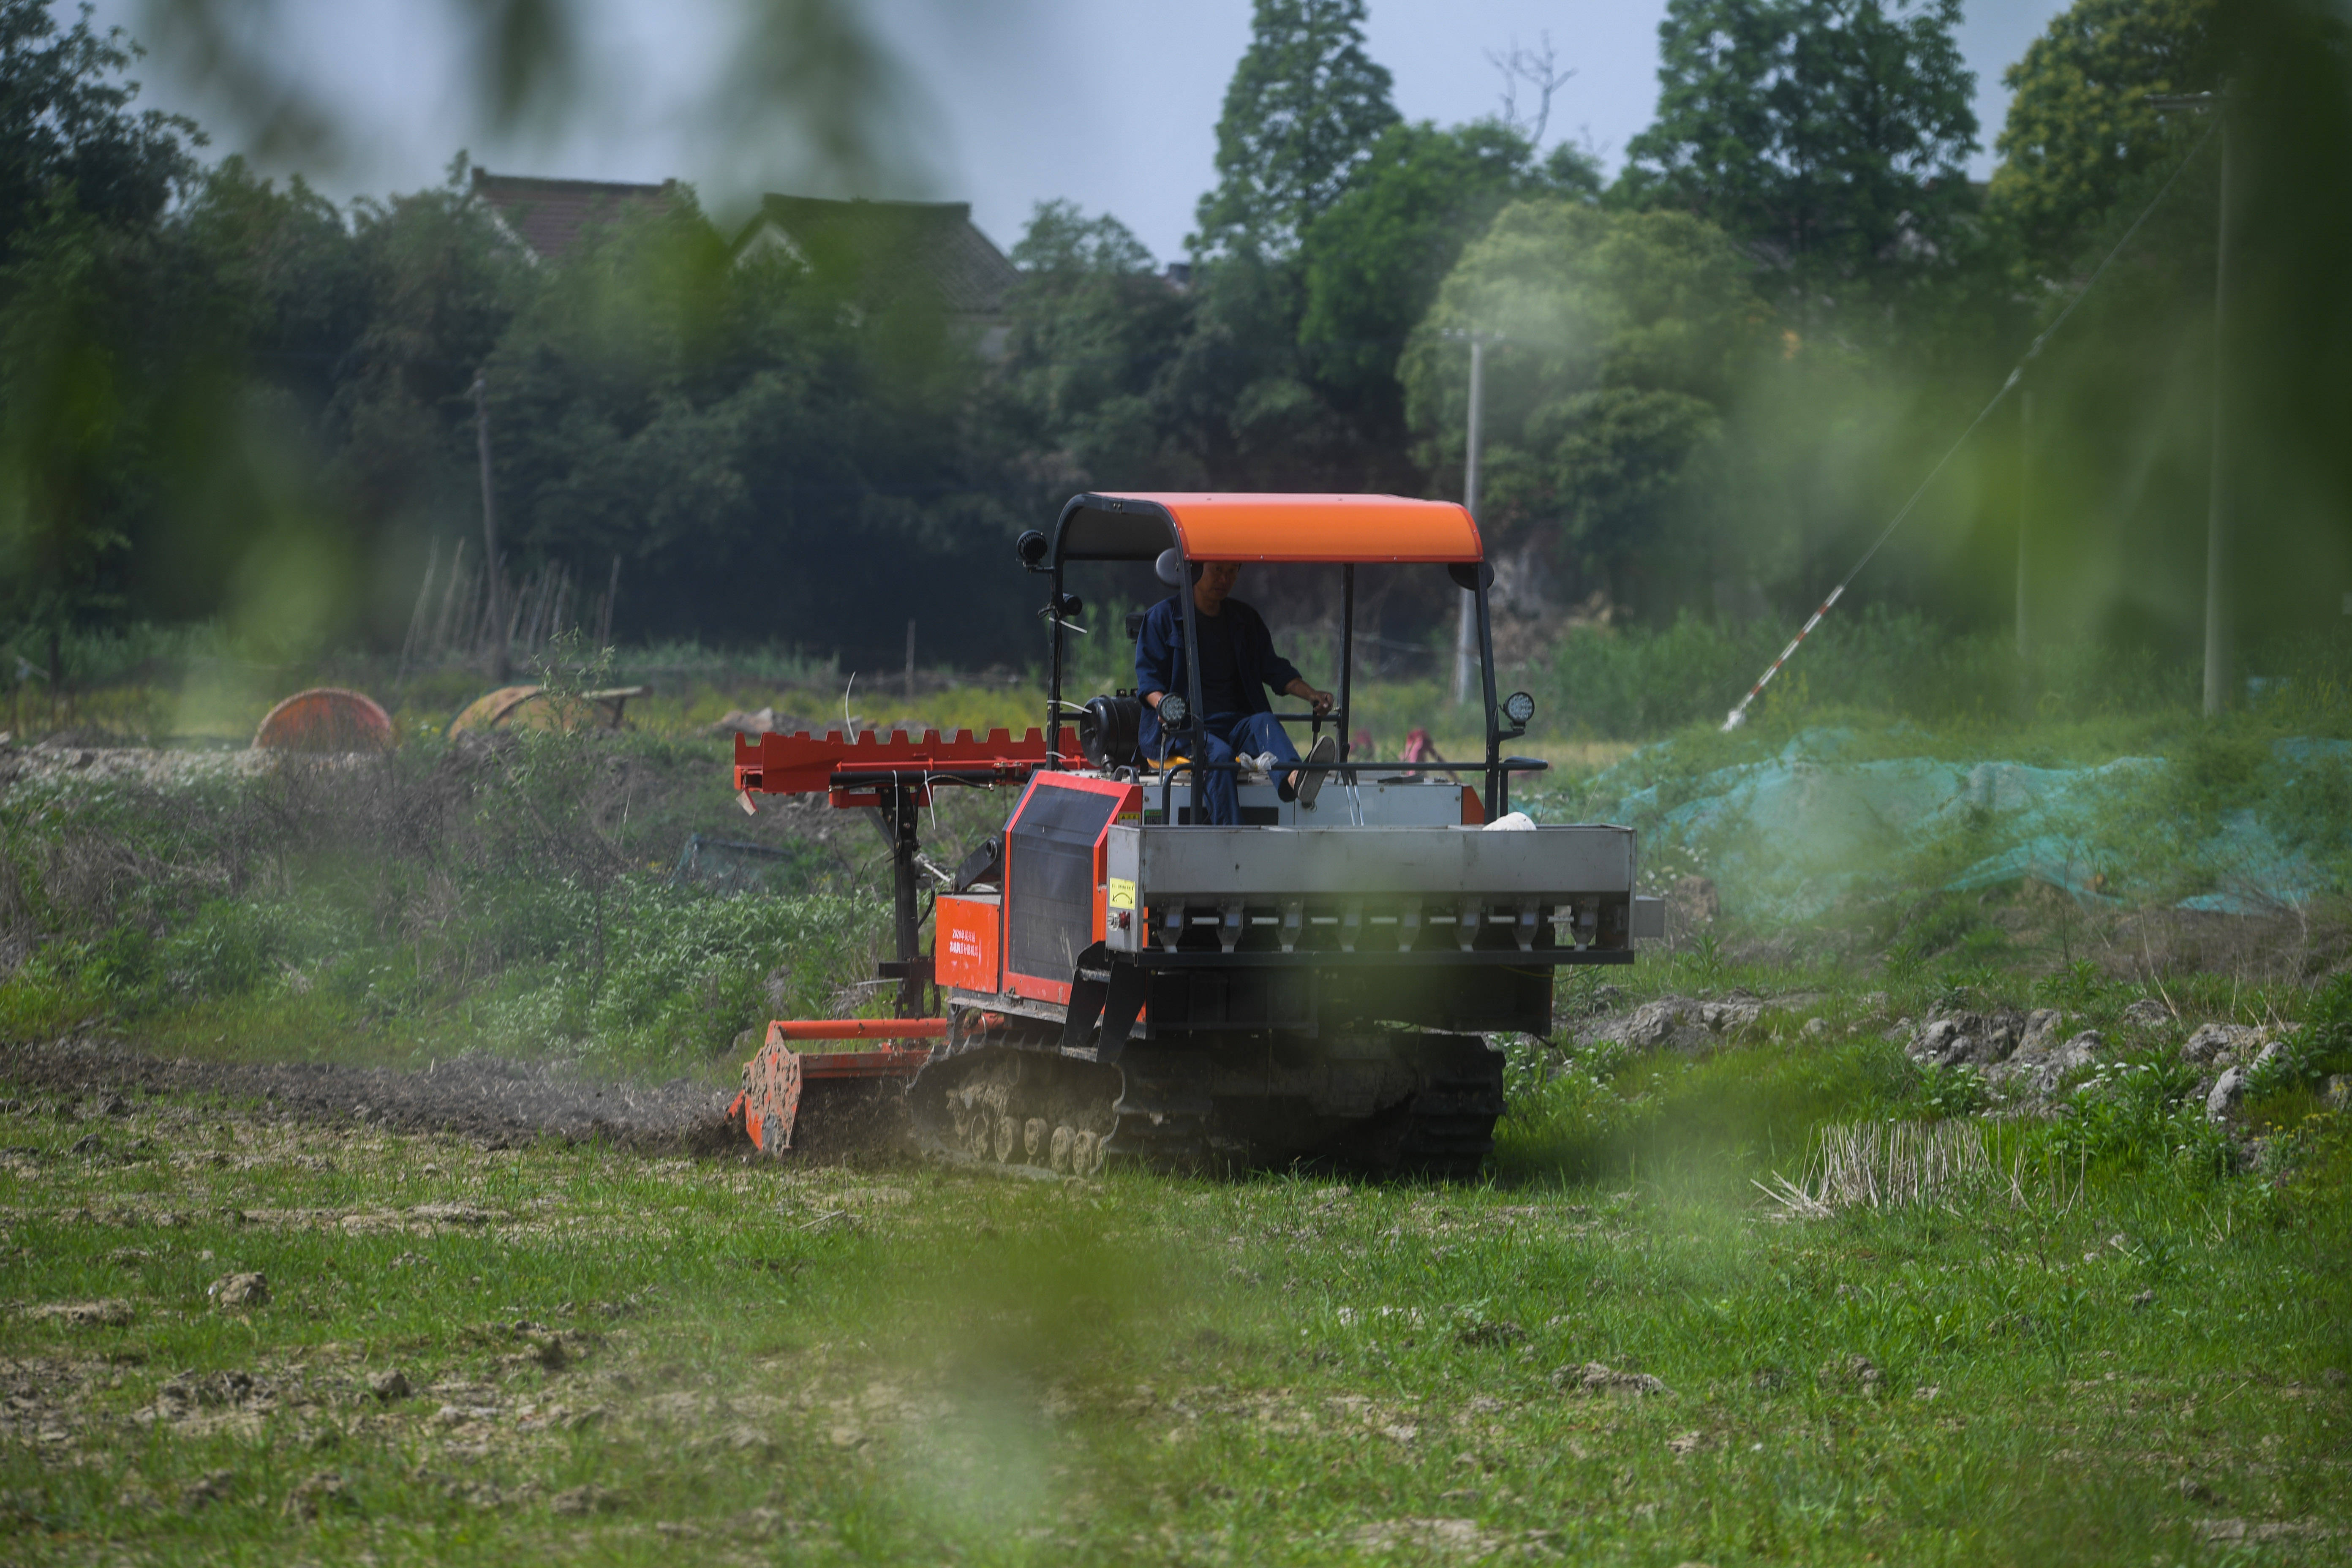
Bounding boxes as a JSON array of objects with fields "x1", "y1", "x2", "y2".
[{"x1": 0, "y1": 1034, "x2": 739, "y2": 1152}]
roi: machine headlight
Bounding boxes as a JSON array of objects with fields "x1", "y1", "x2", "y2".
[
  {"x1": 1503, "y1": 690, "x2": 1535, "y2": 726},
  {"x1": 1159, "y1": 693, "x2": 1190, "y2": 727}
]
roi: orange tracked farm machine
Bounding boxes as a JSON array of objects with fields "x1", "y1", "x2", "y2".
[{"x1": 724, "y1": 492, "x2": 1660, "y2": 1175}]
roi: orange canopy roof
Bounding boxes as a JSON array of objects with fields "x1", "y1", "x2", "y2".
[{"x1": 1051, "y1": 492, "x2": 1481, "y2": 565}]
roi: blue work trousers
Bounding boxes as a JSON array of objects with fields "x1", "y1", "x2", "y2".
[{"x1": 1189, "y1": 712, "x2": 1298, "y2": 826}]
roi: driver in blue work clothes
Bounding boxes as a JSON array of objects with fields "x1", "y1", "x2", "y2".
[{"x1": 1135, "y1": 556, "x2": 1340, "y2": 825}]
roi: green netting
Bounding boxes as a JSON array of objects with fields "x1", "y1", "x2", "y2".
[{"x1": 1579, "y1": 730, "x2": 2351, "y2": 922}]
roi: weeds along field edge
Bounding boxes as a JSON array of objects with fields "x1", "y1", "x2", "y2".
[
  {"x1": 0, "y1": 729, "x2": 953, "y2": 1082},
  {"x1": 8, "y1": 610, "x2": 2350, "y2": 746}
]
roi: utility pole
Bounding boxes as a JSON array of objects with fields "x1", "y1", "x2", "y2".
[
  {"x1": 472, "y1": 370, "x2": 509, "y2": 682},
  {"x1": 1442, "y1": 329, "x2": 1501, "y2": 705},
  {"x1": 2152, "y1": 90, "x2": 2233, "y2": 716},
  {"x1": 2202, "y1": 103, "x2": 2234, "y2": 718},
  {"x1": 2016, "y1": 385, "x2": 2033, "y2": 662}
]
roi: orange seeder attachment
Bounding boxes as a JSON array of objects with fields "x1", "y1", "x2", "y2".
[
  {"x1": 724, "y1": 727, "x2": 1068, "y2": 1154},
  {"x1": 726, "y1": 1018, "x2": 947, "y2": 1153}
]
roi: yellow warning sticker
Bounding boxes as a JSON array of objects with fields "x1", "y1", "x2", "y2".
[{"x1": 1107, "y1": 877, "x2": 1137, "y2": 911}]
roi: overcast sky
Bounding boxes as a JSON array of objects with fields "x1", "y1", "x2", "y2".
[{"x1": 95, "y1": 0, "x2": 2072, "y2": 263}]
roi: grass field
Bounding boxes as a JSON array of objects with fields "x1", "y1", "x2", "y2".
[{"x1": 2, "y1": 1048, "x2": 2346, "y2": 1567}]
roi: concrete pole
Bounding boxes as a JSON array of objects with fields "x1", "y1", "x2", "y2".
[
  {"x1": 1452, "y1": 335, "x2": 1485, "y2": 706},
  {"x1": 473, "y1": 370, "x2": 509, "y2": 682},
  {"x1": 2201, "y1": 109, "x2": 2234, "y2": 718},
  {"x1": 2016, "y1": 386, "x2": 2032, "y2": 662}
]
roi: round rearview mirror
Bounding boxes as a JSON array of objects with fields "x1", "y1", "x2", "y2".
[
  {"x1": 1015, "y1": 530, "x2": 1049, "y2": 569},
  {"x1": 1158, "y1": 692, "x2": 1190, "y2": 727},
  {"x1": 1059, "y1": 594, "x2": 1084, "y2": 620},
  {"x1": 1154, "y1": 547, "x2": 1187, "y2": 587},
  {"x1": 1503, "y1": 690, "x2": 1535, "y2": 726}
]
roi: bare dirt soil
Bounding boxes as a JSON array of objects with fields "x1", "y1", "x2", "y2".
[{"x1": 0, "y1": 1033, "x2": 735, "y2": 1152}]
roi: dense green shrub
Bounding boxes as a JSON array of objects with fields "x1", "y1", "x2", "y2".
[{"x1": 2045, "y1": 1051, "x2": 2232, "y2": 1181}]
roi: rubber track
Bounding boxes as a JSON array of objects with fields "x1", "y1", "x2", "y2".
[
  {"x1": 907, "y1": 1034, "x2": 1113, "y2": 1176},
  {"x1": 1388, "y1": 1042, "x2": 1506, "y2": 1179},
  {"x1": 1105, "y1": 1048, "x2": 1211, "y2": 1173},
  {"x1": 915, "y1": 1016, "x2": 1500, "y2": 1179}
]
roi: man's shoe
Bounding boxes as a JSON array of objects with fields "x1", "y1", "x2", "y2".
[{"x1": 1295, "y1": 734, "x2": 1339, "y2": 808}]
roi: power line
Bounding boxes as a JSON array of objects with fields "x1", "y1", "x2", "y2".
[{"x1": 1719, "y1": 122, "x2": 2221, "y2": 732}]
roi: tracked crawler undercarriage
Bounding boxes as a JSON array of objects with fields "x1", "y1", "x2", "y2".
[{"x1": 906, "y1": 1011, "x2": 1506, "y2": 1179}]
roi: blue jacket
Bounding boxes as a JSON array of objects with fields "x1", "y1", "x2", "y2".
[{"x1": 1134, "y1": 593, "x2": 1303, "y2": 755}]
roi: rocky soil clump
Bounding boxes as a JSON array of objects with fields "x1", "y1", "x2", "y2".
[
  {"x1": 1575, "y1": 995, "x2": 1765, "y2": 1055},
  {"x1": 1556, "y1": 984, "x2": 2319, "y2": 1136},
  {"x1": 1898, "y1": 1007, "x2": 2107, "y2": 1104},
  {"x1": 1893, "y1": 1003, "x2": 2308, "y2": 1124}
]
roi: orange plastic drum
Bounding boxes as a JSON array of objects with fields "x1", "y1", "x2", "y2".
[
  {"x1": 446, "y1": 684, "x2": 549, "y2": 735},
  {"x1": 250, "y1": 688, "x2": 396, "y2": 753},
  {"x1": 447, "y1": 684, "x2": 647, "y2": 735}
]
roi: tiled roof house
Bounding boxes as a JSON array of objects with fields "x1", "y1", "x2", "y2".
[
  {"x1": 735, "y1": 193, "x2": 1021, "y2": 347},
  {"x1": 472, "y1": 172, "x2": 1020, "y2": 351},
  {"x1": 469, "y1": 169, "x2": 681, "y2": 261}
]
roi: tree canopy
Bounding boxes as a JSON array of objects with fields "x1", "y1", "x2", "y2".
[
  {"x1": 0, "y1": 0, "x2": 206, "y2": 672},
  {"x1": 989, "y1": 201, "x2": 1195, "y2": 499},
  {"x1": 1984, "y1": 0, "x2": 2217, "y2": 282},
  {"x1": 1401, "y1": 199, "x2": 1767, "y2": 608},
  {"x1": 481, "y1": 197, "x2": 1022, "y2": 663},
  {"x1": 1298, "y1": 120, "x2": 1596, "y2": 414},
  {"x1": 0, "y1": 0, "x2": 200, "y2": 250},
  {"x1": 1619, "y1": 0, "x2": 1978, "y2": 309},
  {"x1": 1193, "y1": 0, "x2": 1399, "y2": 257}
]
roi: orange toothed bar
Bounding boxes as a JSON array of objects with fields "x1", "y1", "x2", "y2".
[
  {"x1": 765, "y1": 1018, "x2": 947, "y2": 1042},
  {"x1": 733, "y1": 726, "x2": 1080, "y2": 804}
]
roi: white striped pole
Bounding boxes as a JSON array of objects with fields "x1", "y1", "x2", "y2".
[{"x1": 1723, "y1": 586, "x2": 1844, "y2": 730}]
